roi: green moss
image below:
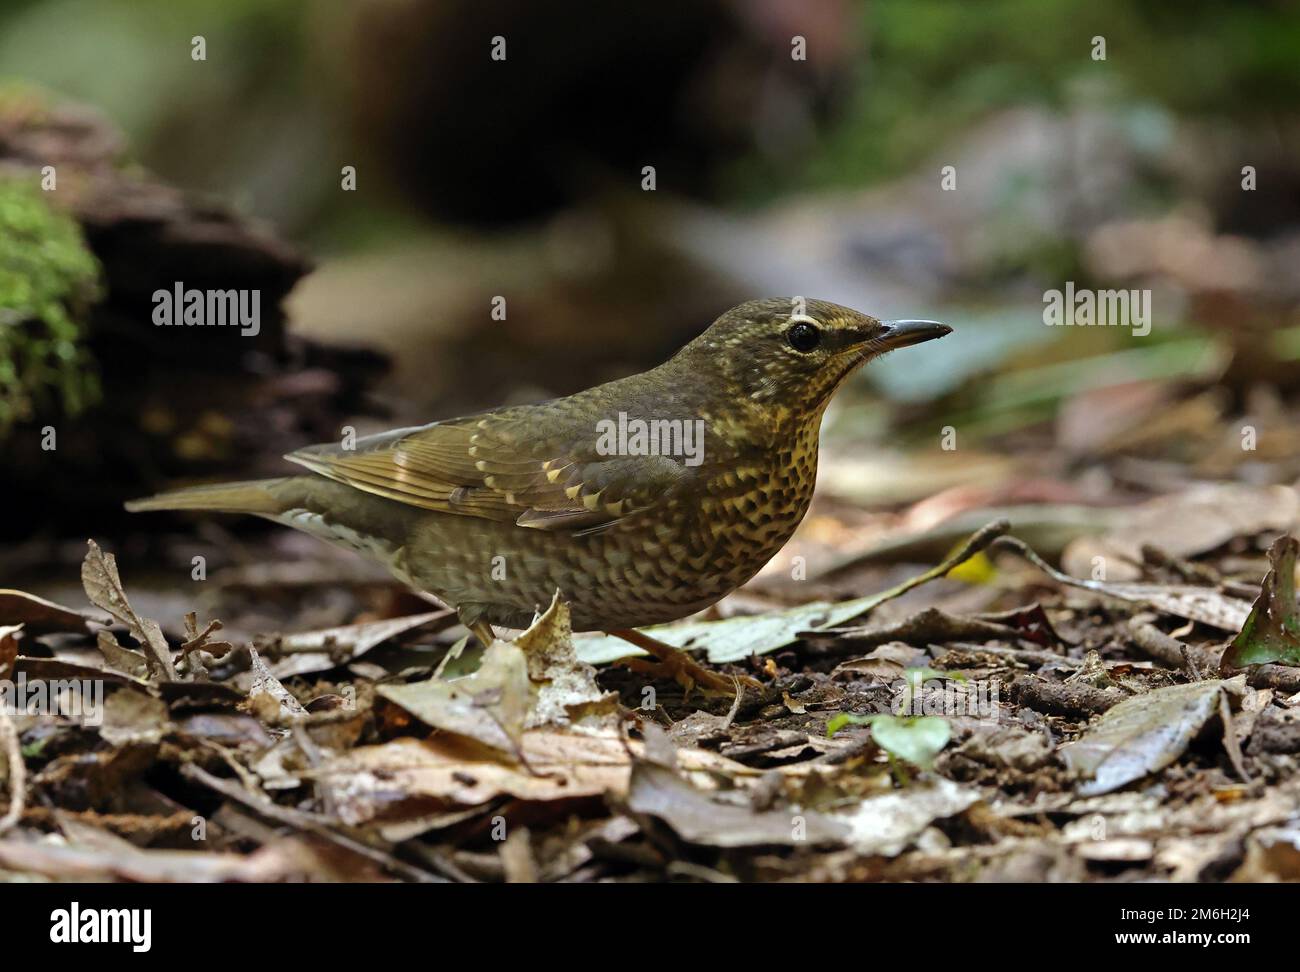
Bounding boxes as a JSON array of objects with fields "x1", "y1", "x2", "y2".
[{"x1": 0, "y1": 178, "x2": 103, "y2": 433}]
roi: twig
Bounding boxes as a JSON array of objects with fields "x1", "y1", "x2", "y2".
[
  {"x1": 1129, "y1": 622, "x2": 1300, "y2": 693},
  {"x1": 180, "y1": 763, "x2": 447, "y2": 883},
  {"x1": 1218, "y1": 691, "x2": 1252, "y2": 784},
  {"x1": 805, "y1": 607, "x2": 1048, "y2": 660},
  {"x1": 1007, "y1": 674, "x2": 1125, "y2": 719},
  {"x1": 0, "y1": 707, "x2": 23, "y2": 835},
  {"x1": 830, "y1": 519, "x2": 1011, "y2": 628},
  {"x1": 179, "y1": 612, "x2": 236, "y2": 678}
]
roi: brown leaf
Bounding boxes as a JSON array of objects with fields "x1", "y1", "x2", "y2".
[
  {"x1": 245, "y1": 647, "x2": 307, "y2": 724},
  {"x1": 626, "y1": 760, "x2": 848, "y2": 848},
  {"x1": 0, "y1": 589, "x2": 99, "y2": 635},
  {"x1": 80, "y1": 541, "x2": 176, "y2": 680},
  {"x1": 95, "y1": 630, "x2": 150, "y2": 679},
  {"x1": 377, "y1": 640, "x2": 531, "y2": 755},
  {"x1": 317, "y1": 730, "x2": 632, "y2": 823},
  {"x1": 515, "y1": 594, "x2": 618, "y2": 730}
]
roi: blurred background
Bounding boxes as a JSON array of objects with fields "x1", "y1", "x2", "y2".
[{"x1": 3, "y1": 0, "x2": 1300, "y2": 633}]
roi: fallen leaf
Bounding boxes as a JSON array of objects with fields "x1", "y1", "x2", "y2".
[
  {"x1": 0, "y1": 589, "x2": 99, "y2": 635},
  {"x1": 830, "y1": 642, "x2": 926, "y2": 680},
  {"x1": 377, "y1": 640, "x2": 532, "y2": 755},
  {"x1": 245, "y1": 647, "x2": 307, "y2": 724},
  {"x1": 80, "y1": 540, "x2": 176, "y2": 680},
  {"x1": 515, "y1": 594, "x2": 618, "y2": 730},
  {"x1": 258, "y1": 610, "x2": 453, "y2": 679},
  {"x1": 98, "y1": 689, "x2": 171, "y2": 747},
  {"x1": 625, "y1": 760, "x2": 848, "y2": 847},
  {"x1": 318, "y1": 730, "x2": 632, "y2": 822},
  {"x1": 1059, "y1": 679, "x2": 1234, "y2": 796},
  {"x1": 997, "y1": 536, "x2": 1251, "y2": 631},
  {"x1": 1235, "y1": 825, "x2": 1300, "y2": 880},
  {"x1": 95, "y1": 630, "x2": 150, "y2": 679},
  {"x1": 1221, "y1": 535, "x2": 1300, "y2": 670},
  {"x1": 833, "y1": 778, "x2": 980, "y2": 855}
]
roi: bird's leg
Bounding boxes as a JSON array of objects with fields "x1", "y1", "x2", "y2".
[
  {"x1": 607, "y1": 628, "x2": 761, "y2": 697},
  {"x1": 457, "y1": 606, "x2": 497, "y2": 648}
]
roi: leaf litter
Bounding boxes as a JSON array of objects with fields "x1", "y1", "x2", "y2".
[{"x1": 1, "y1": 512, "x2": 1299, "y2": 883}]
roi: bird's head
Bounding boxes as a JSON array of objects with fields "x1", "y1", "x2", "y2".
[{"x1": 680, "y1": 297, "x2": 951, "y2": 415}]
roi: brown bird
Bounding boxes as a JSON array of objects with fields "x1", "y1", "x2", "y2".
[{"x1": 128, "y1": 299, "x2": 950, "y2": 692}]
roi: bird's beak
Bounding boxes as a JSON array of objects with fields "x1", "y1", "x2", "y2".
[{"x1": 876, "y1": 319, "x2": 952, "y2": 350}]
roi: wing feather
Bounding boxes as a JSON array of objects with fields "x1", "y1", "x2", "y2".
[{"x1": 286, "y1": 401, "x2": 694, "y2": 534}]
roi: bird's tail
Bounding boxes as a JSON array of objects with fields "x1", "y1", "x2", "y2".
[{"x1": 125, "y1": 477, "x2": 300, "y2": 516}]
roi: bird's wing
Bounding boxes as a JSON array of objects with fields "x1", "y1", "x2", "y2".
[{"x1": 285, "y1": 403, "x2": 696, "y2": 535}]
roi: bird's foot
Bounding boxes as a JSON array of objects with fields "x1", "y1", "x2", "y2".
[{"x1": 607, "y1": 628, "x2": 762, "y2": 698}]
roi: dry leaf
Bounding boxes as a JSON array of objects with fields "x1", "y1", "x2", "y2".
[
  {"x1": 318, "y1": 730, "x2": 632, "y2": 823},
  {"x1": 1059, "y1": 679, "x2": 1238, "y2": 796},
  {"x1": 378, "y1": 639, "x2": 531, "y2": 755},
  {"x1": 246, "y1": 646, "x2": 307, "y2": 724},
  {"x1": 80, "y1": 541, "x2": 176, "y2": 680},
  {"x1": 0, "y1": 589, "x2": 99, "y2": 635},
  {"x1": 515, "y1": 593, "x2": 618, "y2": 730}
]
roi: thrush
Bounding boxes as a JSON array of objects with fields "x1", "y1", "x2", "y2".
[{"x1": 128, "y1": 299, "x2": 950, "y2": 693}]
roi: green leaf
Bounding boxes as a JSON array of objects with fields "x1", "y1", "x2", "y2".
[
  {"x1": 870, "y1": 715, "x2": 951, "y2": 770},
  {"x1": 1222, "y1": 535, "x2": 1300, "y2": 670},
  {"x1": 826, "y1": 712, "x2": 877, "y2": 737},
  {"x1": 825, "y1": 711, "x2": 951, "y2": 772}
]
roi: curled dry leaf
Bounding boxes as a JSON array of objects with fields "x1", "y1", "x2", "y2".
[
  {"x1": 245, "y1": 647, "x2": 308, "y2": 724},
  {"x1": 515, "y1": 593, "x2": 618, "y2": 730},
  {"x1": 95, "y1": 630, "x2": 149, "y2": 680},
  {"x1": 258, "y1": 609, "x2": 453, "y2": 679},
  {"x1": 379, "y1": 595, "x2": 617, "y2": 756},
  {"x1": 80, "y1": 540, "x2": 176, "y2": 680}
]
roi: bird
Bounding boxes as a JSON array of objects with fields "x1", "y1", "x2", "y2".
[{"x1": 127, "y1": 298, "x2": 951, "y2": 693}]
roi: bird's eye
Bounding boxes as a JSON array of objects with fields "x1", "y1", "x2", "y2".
[{"x1": 786, "y1": 321, "x2": 821, "y2": 353}]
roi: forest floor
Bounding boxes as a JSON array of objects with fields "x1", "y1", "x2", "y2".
[{"x1": 4, "y1": 448, "x2": 1300, "y2": 883}]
